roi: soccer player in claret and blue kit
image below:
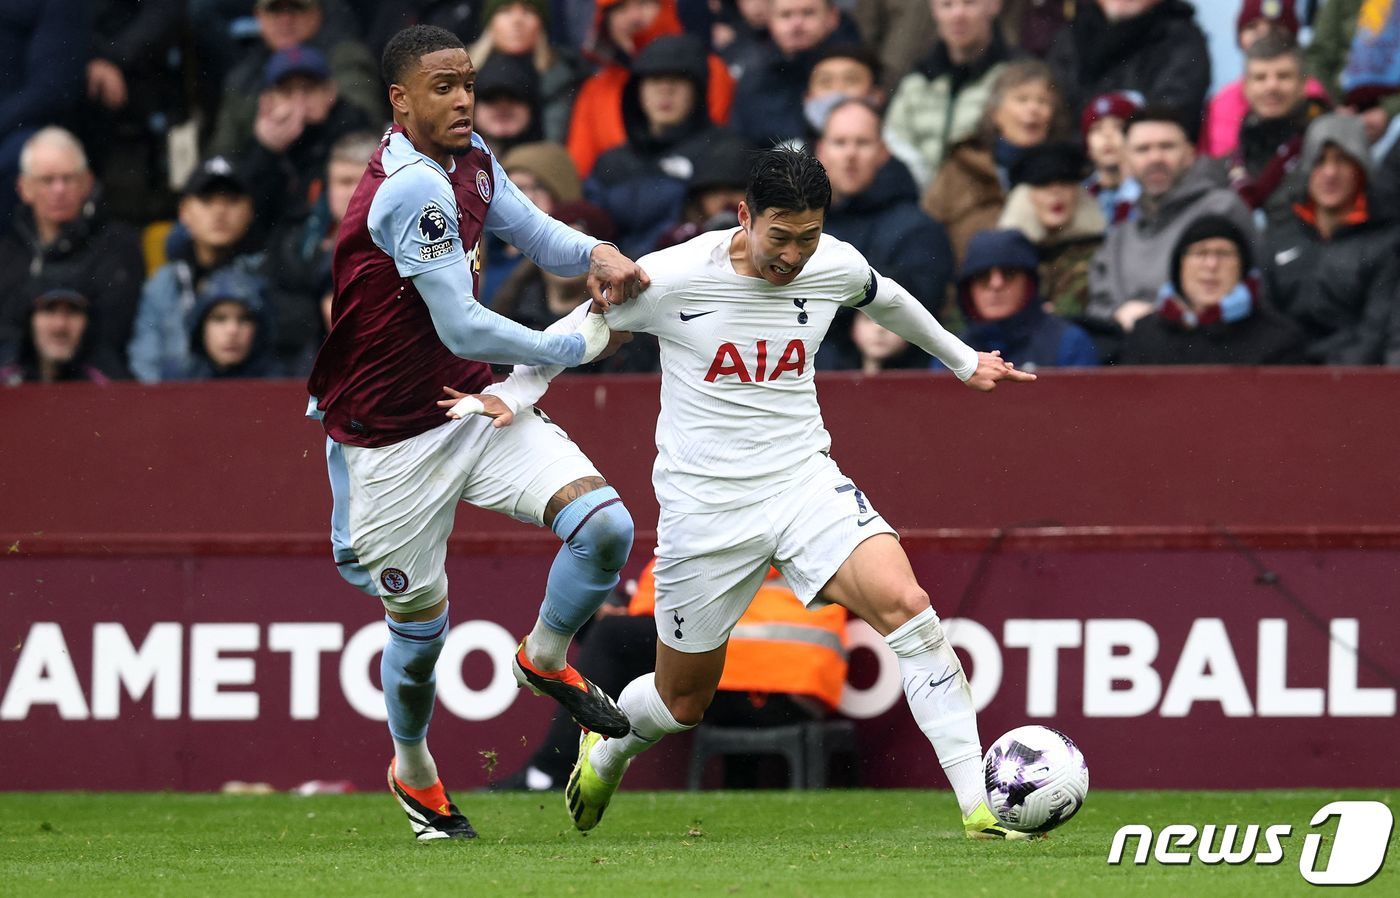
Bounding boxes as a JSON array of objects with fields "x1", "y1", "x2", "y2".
[
  {"x1": 306, "y1": 24, "x2": 650, "y2": 842},
  {"x1": 482, "y1": 147, "x2": 1038, "y2": 839}
]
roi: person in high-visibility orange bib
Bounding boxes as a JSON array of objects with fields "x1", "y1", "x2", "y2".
[{"x1": 497, "y1": 558, "x2": 848, "y2": 791}]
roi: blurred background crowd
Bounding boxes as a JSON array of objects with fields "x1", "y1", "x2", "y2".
[{"x1": 3, "y1": 0, "x2": 1399, "y2": 385}]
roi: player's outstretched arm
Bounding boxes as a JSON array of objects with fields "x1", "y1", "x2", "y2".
[{"x1": 412, "y1": 259, "x2": 607, "y2": 367}]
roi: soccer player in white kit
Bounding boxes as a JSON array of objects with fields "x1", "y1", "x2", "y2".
[{"x1": 469, "y1": 147, "x2": 1037, "y2": 838}]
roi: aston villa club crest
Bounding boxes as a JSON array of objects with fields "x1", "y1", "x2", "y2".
[
  {"x1": 476, "y1": 169, "x2": 491, "y2": 202},
  {"x1": 380, "y1": 568, "x2": 409, "y2": 594}
]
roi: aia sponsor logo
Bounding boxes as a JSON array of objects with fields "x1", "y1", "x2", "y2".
[{"x1": 705, "y1": 339, "x2": 806, "y2": 383}]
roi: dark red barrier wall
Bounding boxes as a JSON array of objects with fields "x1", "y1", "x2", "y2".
[{"x1": 1, "y1": 371, "x2": 1397, "y2": 792}]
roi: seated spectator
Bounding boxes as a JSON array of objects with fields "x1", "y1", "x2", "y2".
[
  {"x1": 0, "y1": 127, "x2": 144, "y2": 371},
  {"x1": 885, "y1": 0, "x2": 1013, "y2": 187},
  {"x1": 80, "y1": 0, "x2": 186, "y2": 224},
  {"x1": 1081, "y1": 91, "x2": 1143, "y2": 226},
  {"x1": 585, "y1": 35, "x2": 743, "y2": 258},
  {"x1": 468, "y1": 0, "x2": 589, "y2": 144},
  {"x1": 852, "y1": 0, "x2": 934, "y2": 96},
  {"x1": 654, "y1": 140, "x2": 750, "y2": 248},
  {"x1": 946, "y1": 228, "x2": 1099, "y2": 369},
  {"x1": 207, "y1": 0, "x2": 382, "y2": 159},
  {"x1": 852, "y1": 313, "x2": 929, "y2": 373},
  {"x1": 1200, "y1": 0, "x2": 1329, "y2": 159},
  {"x1": 240, "y1": 46, "x2": 374, "y2": 227},
  {"x1": 1309, "y1": 0, "x2": 1400, "y2": 146},
  {"x1": 263, "y1": 131, "x2": 378, "y2": 375},
  {"x1": 129, "y1": 157, "x2": 265, "y2": 383},
  {"x1": 998, "y1": 142, "x2": 1105, "y2": 318},
  {"x1": 1224, "y1": 34, "x2": 1330, "y2": 225},
  {"x1": 0, "y1": 288, "x2": 117, "y2": 386},
  {"x1": 1120, "y1": 215, "x2": 1305, "y2": 365},
  {"x1": 496, "y1": 558, "x2": 847, "y2": 791},
  {"x1": 1047, "y1": 0, "x2": 1210, "y2": 133},
  {"x1": 494, "y1": 200, "x2": 660, "y2": 373},
  {"x1": 815, "y1": 98, "x2": 954, "y2": 367},
  {"x1": 1264, "y1": 113, "x2": 1400, "y2": 365},
  {"x1": 479, "y1": 142, "x2": 584, "y2": 304},
  {"x1": 922, "y1": 59, "x2": 1064, "y2": 264},
  {"x1": 1086, "y1": 107, "x2": 1258, "y2": 343},
  {"x1": 185, "y1": 269, "x2": 281, "y2": 379},
  {"x1": 0, "y1": 1, "x2": 85, "y2": 226},
  {"x1": 801, "y1": 44, "x2": 885, "y2": 141},
  {"x1": 568, "y1": 0, "x2": 736, "y2": 177},
  {"x1": 713, "y1": 0, "x2": 773, "y2": 83},
  {"x1": 731, "y1": 0, "x2": 861, "y2": 147},
  {"x1": 472, "y1": 52, "x2": 546, "y2": 159}
]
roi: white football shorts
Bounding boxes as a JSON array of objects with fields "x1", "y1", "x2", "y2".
[
  {"x1": 338, "y1": 408, "x2": 600, "y2": 614},
  {"x1": 652, "y1": 452, "x2": 898, "y2": 653}
]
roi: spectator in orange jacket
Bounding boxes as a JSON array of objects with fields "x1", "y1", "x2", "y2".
[
  {"x1": 567, "y1": 0, "x2": 736, "y2": 177},
  {"x1": 496, "y1": 559, "x2": 848, "y2": 791}
]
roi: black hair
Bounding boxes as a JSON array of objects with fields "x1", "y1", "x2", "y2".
[
  {"x1": 1124, "y1": 104, "x2": 1191, "y2": 140},
  {"x1": 745, "y1": 146, "x2": 831, "y2": 217},
  {"x1": 809, "y1": 43, "x2": 882, "y2": 89},
  {"x1": 381, "y1": 25, "x2": 466, "y2": 86}
]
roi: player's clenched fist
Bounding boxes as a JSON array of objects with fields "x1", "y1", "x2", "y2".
[
  {"x1": 587, "y1": 244, "x2": 650, "y2": 308},
  {"x1": 965, "y1": 350, "x2": 1036, "y2": 392}
]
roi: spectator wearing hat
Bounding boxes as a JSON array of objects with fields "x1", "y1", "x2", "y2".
[
  {"x1": 1264, "y1": 113, "x2": 1400, "y2": 365},
  {"x1": 585, "y1": 34, "x2": 743, "y2": 258},
  {"x1": 998, "y1": 142, "x2": 1105, "y2": 318},
  {"x1": 1086, "y1": 107, "x2": 1259, "y2": 346},
  {"x1": 922, "y1": 59, "x2": 1066, "y2": 265},
  {"x1": 567, "y1": 0, "x2": 736, "y2": 177},
  {"x1": 1309, "y1": 0, "x2": 1400, "y2": 147},
  {"x1": 0, "y1": 127, "x2": 144, "y2": 371},
  {"x1": 0, "y1": 289, "x2": 118, "y2": 386},
  {"x1": 128, "y1": 157, "x2": 266, "y2": 383},
  {"x1": 815, "y1": 98, "x2": 954, "y2": 368},
  {"x1": 78, "y1": 0, "x2": 186, "y2": 224},
  {"x1": 262, "y1": 130, "x2": 379, "y2": 376},
  {"x1": 942, "y1": 228, "x2": 1098, "y2": 370},
  {"x1": 473, "y1": 52, "x2": 546, "y2": 159},
  {"x1": 208, "y1": 0, "x2": 382, "y2": 160},
  {"x1": 1200, "y1": 0, "x2": 1329, "y2": 159},
  {"x1": 731, "y1": 0, "x2": 861, "y2": 147},
  {"x1": 1081, "y1": 90, "x2": 1143, "y2": 226},
  {"x1": 1222, "y1": 33, "x2": 1331, "y2": 226},
  {"x1": 185, "y1": 269, "x2": 282, "y2": 380},
  {"x1": 1047, "y1": 0, "x2": 1211, "y2": 136},
  {"x1": 654, "y1": 139, "x2": 751, "y2": 249},
  {"x1": 468, "y1": 0, "x2": 589, "y2": 144},
  {"x1": 477, "y1": 141, "x2": 585, "y2": 305},
  {"x1": 884, "y1": 0, "x2": 1014, "y2": 188},
  {"x1": 240, "y1": 44, "x2": 374, "y2": 227},
  {"x1": 1120, "y1": 214, "x2": 1305, "y2": 365}
]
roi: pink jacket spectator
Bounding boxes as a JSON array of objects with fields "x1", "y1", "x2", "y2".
[{"x1": 1201, "y1": 77, "x2": 1331, "y2": 158}]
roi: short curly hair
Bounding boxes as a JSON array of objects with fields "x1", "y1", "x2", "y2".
[{"x1": 381, "y1": 25, "x2": 466, "y2": 86}]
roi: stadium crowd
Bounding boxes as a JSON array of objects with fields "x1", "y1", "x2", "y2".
[{"x1": 3, "y1": 0, "x2": 1400, "y2": 385}]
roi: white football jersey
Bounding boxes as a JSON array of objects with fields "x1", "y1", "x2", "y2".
[{"x1": 605, "y1": 228, "x2": 877, "y2": 513}]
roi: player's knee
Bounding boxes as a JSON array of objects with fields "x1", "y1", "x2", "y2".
[
  {"x1": 667, "y1": 692, "x2": 712, "y2": 727},
  {"x1": 568, "y1": 497, "x2": 634, "y2": 572},
  {"x1": 884, "y1": 586, "x2": 932, "y2": 633}
]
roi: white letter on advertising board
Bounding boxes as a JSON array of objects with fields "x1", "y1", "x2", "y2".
[
  {"x1": 339, "y1": 622, "x2": 388, "y2": 721},
  {"x1": 189, "y1": 623, "x2": 260, "y2": 720},
  {"x1": 1082, "y1": 619, "x2": 1160, "y2": 717},
  {"x1": 269, "y1": 623, "x2": 344, "y2": 720},
  {"x1": 1160, "y1": 619, "x2": 1253, "y2": 717},
  {"x1": 435, "y1": 620, "x2": 519, "y2": 721},
  {"x1": 1003, "y1": 620, "x2": 1082, "y2": 717},
  {"x1": 91, "y1": 622, "x2": 182, "y2": 719},
  {"x1": 1327, "y1": 619, "x2": 1396, "y2": 717},
  {"x1": 0, "y1": 623, "x2": 89, "y2": 720},
  {"x1": 1255, "y1": 619, "x2": 1323, "y2": 717}
]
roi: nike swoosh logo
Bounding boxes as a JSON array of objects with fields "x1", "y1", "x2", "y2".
[
  {"x1": 857, "y1": 515, "x2": 881, "y2": 527},
  {"x1": 1274, "y1": 246, "x2": 1302, "y2": 266},
  {"x1": 928, "y1": 671, "x2": 957, "y2": 691},
  {"x1": 679, "y1": 310, "x2": 716, "y2": 321}
]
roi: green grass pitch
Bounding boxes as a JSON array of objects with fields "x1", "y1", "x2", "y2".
[{"x1": 1, "y1": 790, "x2": 1394, "y2": 897}]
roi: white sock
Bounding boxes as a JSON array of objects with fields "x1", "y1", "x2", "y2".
[
  {"x1": 524, "y1": 617, "x2": 572, "y2": 671},
  {"x1": 393, "y1": 738, "x2": 438, "y2": 789},
  {"x1": 591, "y1": 673, "x2": 693, "y2": 782},
  {"x1": 886, "y1": 607, "x2": 984, "y2": 817}
]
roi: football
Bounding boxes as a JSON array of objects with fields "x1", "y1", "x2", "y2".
[{"x1": 983, "y1": 726, "x2": 1089, "y2": 834}]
